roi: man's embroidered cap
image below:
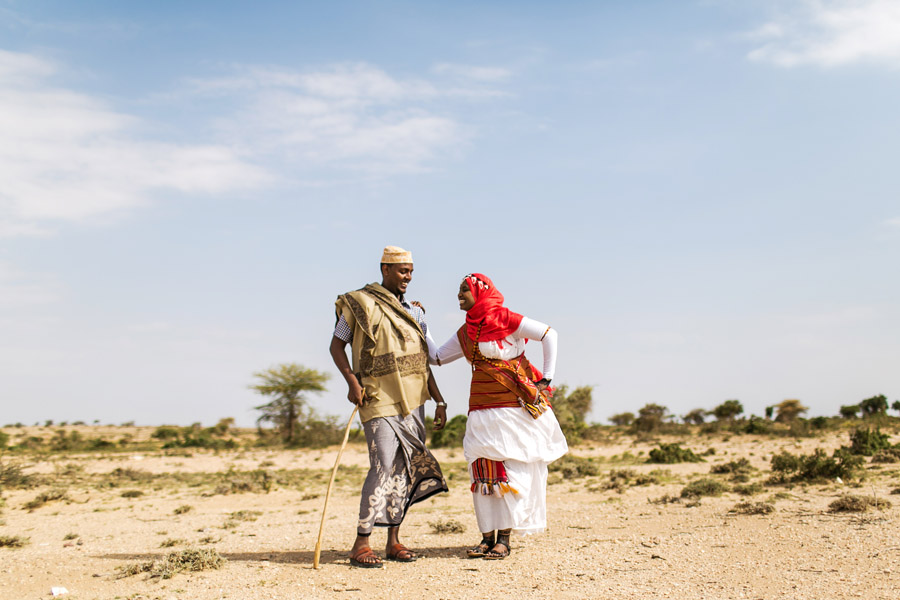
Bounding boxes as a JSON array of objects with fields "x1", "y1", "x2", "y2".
[{"x1": 381, "y1": 245, "x2": 413, "y2": 264}]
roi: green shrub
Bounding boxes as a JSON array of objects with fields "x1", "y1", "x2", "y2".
[
  {"x1": 847, "y1": 428, "x2": 892, "y2": 456},
  {"x1": 742, "y1": 417, "x2": 771, "y2": 435},
  {"x1": 647, "y1": 443, "x2": 703, "y2": 464},
  {"x1": 549, "y1": 455, "x2": 600, "y2": 479},
  {"x1": 430, "y1": 415, "x2": 467, "y2": 448},
  {"x1": 710, "y1": 458, "x2": 754, "y2": 475},
  {"x1": 770, "y1": 449, "x2": 864, "y2": 483},
  {"x1": 872, "y1": 448, "x2": 900, "y2": 463},
  {"x1": 681, "y1": 478, "x2": 727, "y2": 498},
  {"x1": 733, "y1": 482, "x2": 765, "y2": 496}
]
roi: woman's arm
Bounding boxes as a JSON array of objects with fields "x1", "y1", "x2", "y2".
[
  {"x1": 428, "y1": 332, "x2": 465, "y2": 366},
  {"x1": 517, "y1": 317, "x2": 557, "y2": 381}
]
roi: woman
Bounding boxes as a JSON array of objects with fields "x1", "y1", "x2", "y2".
[{"x1": 428, "y1": 273, "x2": 568, "y2": 559}]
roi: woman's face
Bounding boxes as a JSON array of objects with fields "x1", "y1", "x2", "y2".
[{"x1": 458, "y1": 280, "x2": 476, "y2": 311}]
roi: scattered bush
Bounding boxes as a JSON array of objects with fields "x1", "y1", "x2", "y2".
[
  {"x1": 846, "y1": 428, "x2": 892, "y2": 456},
  {"x1": 173, "y1": 505, "x2": 194, "y2": 515},
  {"x1": 0, "y1": 460, "x2": 36, "y2": 490},
  {"x1": 741, "y1": 417, "x2": 771, "y2": 435},
  {"x1": 710, "y1": 458, "x2": 754, "y2": 476},
  {"x1": 872, "y1": 448, "x2": 900, "y2": 463},
  {"x1": 429, "y1": 415, "x2": 467, "y2": 448},
  {"x1": 160, "y1": 538, "x2": 185, "y2": 548},
  {"x1": 121, "y1": 490, "x2": 143, "y2": 498},
  {"x1": 769, "y1": 449, "x2": 864, "y2": 483},
  {"x1": 429, "y1": 518, "x2": 466, "y2": 534},
  {"x1": 733, "y1": 482, "x2": 765, "y2": 496},
  {"x1": 600, "y1": 468, "x2": 666, "y2": 492},
  {"x1": 647, "y1": 443, "x2": 703, "y2": 464},
  {"x1": 609, "y1": 412, "x2": 635, "y2": 427},
  {"x1": 227, "y1": 510, "x2": 261, "y2": 522},
  {"x1": 680, "y1": 478, "x2": 727, "y2": 499},
  {"x1": 550, "y1": 385, "x2": 594, "y2": 444},
  {"x1": 828, "y1": 494, "x2": 891, "y2": 513},
  {"x1": 730, "y1": 501, "x2": 774, "y2": 515},
  {"x1": 549, "y1": 455, "x2": 600, "y2": 479},
  {"x1": 212, "y1": 469, "x2": 274, "y2": 495},
  {"x1": 632, "y1": 403, "x2": 668, "y2": 433}
]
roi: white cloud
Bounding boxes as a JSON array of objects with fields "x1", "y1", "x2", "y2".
[
  {"x1": 748, "y1": 0, "x2": 900, "y2": 67},
  {"x1": 0, "y1": 49, "x2": 271, "y2": 235},
  {"x1": 885, "y1": 217, "x2": 900, "y2": 227},
  {"x1": 191, "y1": 62, "x2": 493, "y2": 174},
  {"x1": 432, "y1": 62, "x2": 511, "y2": 82}
]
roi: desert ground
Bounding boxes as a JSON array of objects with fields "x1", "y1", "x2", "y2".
[{"x1": 1, "y1": 426, "x2": 898, "y2": 600}]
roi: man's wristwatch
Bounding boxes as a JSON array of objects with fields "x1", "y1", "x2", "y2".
[{"x1": 435, "y1": 400, "x2": 447, "y2": 407}]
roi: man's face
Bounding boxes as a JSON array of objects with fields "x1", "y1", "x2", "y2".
[{"x1": 381, "y1": 263, "x2": 413, "y2": 296}]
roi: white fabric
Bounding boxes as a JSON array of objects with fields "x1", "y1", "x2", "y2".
[
  {"x1": 428, "y1": 316, "x2": 557, "y2": 380},
  {"x1": 464, "y1": 406, "x2": 568, "y2": 535}
]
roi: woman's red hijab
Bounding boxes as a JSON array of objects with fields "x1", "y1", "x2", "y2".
[{"x1": 464, "y1": 273, "x2": 523, "y2": 343}]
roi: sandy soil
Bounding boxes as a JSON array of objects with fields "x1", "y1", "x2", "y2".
[{"x1": 1, "y1": 429, "x2": 898, "y2": 600}]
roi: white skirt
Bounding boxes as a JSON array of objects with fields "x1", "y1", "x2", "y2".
[{"x1": 464, "y1": 406, "x2": 568, "y2": 535}]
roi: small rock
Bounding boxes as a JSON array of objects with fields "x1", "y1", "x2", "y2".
[{"x1": 50, "y1": 587, "x2": 68, "y2": 597}]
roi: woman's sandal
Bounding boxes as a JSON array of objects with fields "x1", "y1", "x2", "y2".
[
  {"x1": 386, "y1": 543, "x2": 418, "y2": 562},
  {"x1": 466, "y1": 536, "x2": 496, "y2": 558},
  {"x1": 349, "y1": 547, "x2": 383, "y2": 568},
  {"x1": 483, "y1": 534, "x2": 511, "y2": 560}
]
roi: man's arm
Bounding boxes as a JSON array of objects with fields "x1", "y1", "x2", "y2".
[
  {"x1": 329, "y1": 336, "x2": 366, "y2": 406},
  {"x1": 427, "y1": 366, "x2": 447, "y2": 430}
]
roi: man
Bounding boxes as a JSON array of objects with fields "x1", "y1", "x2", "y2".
[{"x1": 329, "y1": 246, "x2": 449, "y2": 568}]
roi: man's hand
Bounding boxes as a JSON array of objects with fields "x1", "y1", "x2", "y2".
[
  {"x1": 348, "y1": 380, "x2": 367, "y2": 406},
  {"x1": 433, "y1": 404, "x2": 447, "y2": 430}
]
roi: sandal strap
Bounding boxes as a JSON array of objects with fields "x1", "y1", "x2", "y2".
[
  {"x1": 351, "y1": 547, "x2": 380, "y2": 561},
  {"x1": 388, "y1": 543, "x2": 414, "y2": 558}
]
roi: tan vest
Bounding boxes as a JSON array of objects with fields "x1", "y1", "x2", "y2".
[{"x1": 335, "y1": 283, "x2": 430, "y2": 423}]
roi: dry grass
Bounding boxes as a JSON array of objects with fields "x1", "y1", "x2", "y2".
[
  {"x1": 729, "y1": 501, "x2": 775, "y2": 515},
  {"x1": 429, "y1": 518, "x2": 466, "y2": 534},
  {"x1": 116, "y1": 547, "x2": 226, "y2": 580},
  {"x1": 827, "y1": 494, "x2": 892, "y2": 513},
  {"x1": 23, "y1": 489, "x2": 70, "y2": 511},
  {"x1": 0, "y1": 534, "x2": 29, "y2": 548}
]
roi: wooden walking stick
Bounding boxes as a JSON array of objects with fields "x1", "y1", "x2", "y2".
[{"x1": 313, "y1": 405, "x2": 359, "y2": 569}]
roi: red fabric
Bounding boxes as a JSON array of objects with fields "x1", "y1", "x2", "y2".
[{"x1": 463, "y1": 273, "x2": 524, "y2": 344}]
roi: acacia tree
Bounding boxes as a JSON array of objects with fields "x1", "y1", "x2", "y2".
[
  {"x1": 711, "y1": 399, "x2": 744, "y2": 421},
  {"x1": 634, "y1": 403, "x2": 668, "y2": 432},
  {"x1": 251, "y1": 364, "x2": 329, "y2": 445},
  {"x1": 859, "y1": 394, "x2": 888, "y2": 418},
  {"x1": 682, "y1": 409, "x2": 707, "y2": 425},
  {"x1": 893, "y1": 400, "x2": 900, "y2": 415},
  {"x1": 774, "y1": 399, "x2": 808, "y2": 422}
]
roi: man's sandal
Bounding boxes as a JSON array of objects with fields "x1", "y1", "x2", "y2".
[
  {"x1": 386, "y1": 543, "x2": 418, "y2": 562},
  {"x1": 349, "y1": 547, "x2": 383, "y2": 568},
  {"x1": 466, "y1": 536, "x2": 496, "y2": 558}
]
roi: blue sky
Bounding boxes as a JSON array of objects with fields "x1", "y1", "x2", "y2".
[{"x1": 1, "y1": 0, "x2": 898, "y2": 427}]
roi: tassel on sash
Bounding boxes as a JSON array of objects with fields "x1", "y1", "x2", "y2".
[{"x1": 470, "y1": 458, "x2": 519, "y2": 496}]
